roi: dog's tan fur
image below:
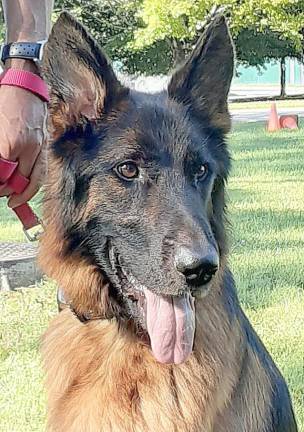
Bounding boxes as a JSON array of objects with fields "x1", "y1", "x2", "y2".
[{"x1": 41, "y1": 255, "x2": 273, "y2": 432}]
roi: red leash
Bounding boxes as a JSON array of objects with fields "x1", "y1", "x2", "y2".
[
  {"x1": 0, "y1": 68, "x2": 48, "y2": 241},
  {"x1": 0, "y1": 156, "x2": 42, "y2": 241}
]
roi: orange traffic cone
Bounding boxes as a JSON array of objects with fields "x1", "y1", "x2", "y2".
[{"x1": 267, "y1": 103, "x2": 281, "y2": 132}]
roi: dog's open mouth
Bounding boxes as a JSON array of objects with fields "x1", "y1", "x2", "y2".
[{"x1": 109, "y1": 244, "x2": 195, "y2": 364}]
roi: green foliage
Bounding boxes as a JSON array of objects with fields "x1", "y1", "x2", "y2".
[
  {"x1": 54, "y1": 0, "x2": 173, "y2": 74},
  {"x1": 235, "y1": 29, "x2": 301, "y2": 67},
  {"x1": 133, "y1": 0, "x2": 212, "y2": 47},
  {"x1": 1, "y1": 1, "x2": 303, "y2": 74},
  {"x1": 54, "y1": 0, "x2": 141, "y2": 71},
  {"x1": 135, "y1": 0, "x2": 304, "y2": 47},
  {"x1": 0, "y1": 5, "x2": 6, "y2": 43},
  {"x1": 133, "y1": 0, "x2": 304, "y2": 70},
  {"x1": 124, "y1": 40, "x2": 173, "y2": 74}
]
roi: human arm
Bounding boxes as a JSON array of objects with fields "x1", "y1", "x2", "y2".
[{"x1": 0, "y1": 0, "x2": 53, "y2": 207}]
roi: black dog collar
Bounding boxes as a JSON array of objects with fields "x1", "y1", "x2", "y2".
[{"x1": 57, "y1": 287, "x2": 103, "y2": 323}]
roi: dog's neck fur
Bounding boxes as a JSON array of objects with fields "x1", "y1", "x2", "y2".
[{"x1": 41, "y1": 266, "x2": 272, "y2": 432}]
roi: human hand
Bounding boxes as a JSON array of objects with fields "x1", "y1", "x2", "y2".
[{"x1": 0, "y1": 83, "x2": 47, "y2": 208}]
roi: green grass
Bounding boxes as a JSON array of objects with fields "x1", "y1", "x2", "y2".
[
  {"x1": 0, "y1": 192, "x2": 43, "y2": 242},
  {"x1": 228, "y1": 123, "x2": 304, "y2": 430},
  {"x1": 0, "y1": 282, "x2": 57, "y2": 432},
  {"x1": 0, "y1": 122, "x2": 303, "y2": 431},
  {"x1": 230, "y1": 99, "x2": 304, "y2": 110}
]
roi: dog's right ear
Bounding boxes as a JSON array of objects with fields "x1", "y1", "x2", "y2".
[
  {"x1": 168, "y1": 15, "x2": 234, "y2": 134},
  {"x1": 42, "y1": 12, "x2": 127, "y2": 138}
]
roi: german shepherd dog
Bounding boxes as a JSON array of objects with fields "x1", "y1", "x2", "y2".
[{"x1": 39, "y1": 12, "x2": 298, "y2": 432}]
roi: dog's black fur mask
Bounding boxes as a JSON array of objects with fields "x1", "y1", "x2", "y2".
[{"x1": 42, "y1": 12, "x2": 234, "y2": 329}]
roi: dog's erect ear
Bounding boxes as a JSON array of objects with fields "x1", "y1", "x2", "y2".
[
  {"x1": 168, "y1": 15, "x2": 234, "y2": 133},
  {"x1": 42, "y1": 12, "x2": 127, "y2": 137}
]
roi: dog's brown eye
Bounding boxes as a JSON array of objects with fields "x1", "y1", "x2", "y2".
[
  {"x1": 197, "y1": 164, "x2": 208, "y2": 181},
  {"x1": 116, "y1": 161, "x2": 139, "y2": 181}
]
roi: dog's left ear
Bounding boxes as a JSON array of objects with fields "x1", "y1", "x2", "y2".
[
  {"x1": 168, "y1": 15, "x2": 234, "y2": 134},
  {"x1": 42, "y1": 12, "x2": 127, "y2": 138}
]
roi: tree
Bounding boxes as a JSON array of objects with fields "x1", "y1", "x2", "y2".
[
  {"x1": 53, "y1": 0, "x2": 140, "y2": 70},
  {"x1": 132, "y1": 0, "x2": 304, "y2": 93},
  {"x1": 0, "y1": 6, "x2": 6, "y2": 43},
  {"x1": 235, "y1": 28, "x2": 302, "y2": 97},
  {"x1": 134, "y1": 0, "x2": 304, "y2": 49},
  {"x1": 1, "y1": 0, "x2": 302, "y2": 82},
  {"x1": 53, "y1": 0, "x2": 171, "y2": 74}
]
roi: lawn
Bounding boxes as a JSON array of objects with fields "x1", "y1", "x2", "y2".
[
  {"x1": 0, "y1": 193, "x2": 42, "y2": 242},
  {"x1": 0, "y1": 122, "x2": 303, "y2": 431}
]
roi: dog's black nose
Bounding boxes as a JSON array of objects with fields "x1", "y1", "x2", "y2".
[{"x1": 175, "y1": 246, "x2": 219, "y2": 287}]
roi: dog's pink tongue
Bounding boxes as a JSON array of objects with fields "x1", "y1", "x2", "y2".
[{"x1": 144, "y1": 289, "x2": 195, "y2": 364}]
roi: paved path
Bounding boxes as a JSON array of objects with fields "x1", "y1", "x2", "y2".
[
  {"x1": 231, "y1": 107, "x2": 304, "y2": 122},
  {"x1": 230, "y1": 85, "x2": 304, "y2": 100}
]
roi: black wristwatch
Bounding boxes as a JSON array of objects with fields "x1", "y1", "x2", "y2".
[{"x1": 0, "y1": 40, "x2": 47, "y2": 65}]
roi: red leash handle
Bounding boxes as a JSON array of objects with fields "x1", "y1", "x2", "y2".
[
  {"x1": 0, "y1": 158, "x2": 18, "y2": 183},
  {"x1": 0, "y1": 156, "x2": 41, "y2": 238},
  {"x1": 0, "y1": 69, "x2": 47, "y2": 240}
]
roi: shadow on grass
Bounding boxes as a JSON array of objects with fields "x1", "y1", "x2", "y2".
[
  {"x1": 230, "y1": 126, "x2": 304, "y2": 161},
  {"x1": 229, "y1": 206, "x2": 304, "y2": 232},
  {"x1": 226, "y1": 205, "x2": 304, "y2": 309}
]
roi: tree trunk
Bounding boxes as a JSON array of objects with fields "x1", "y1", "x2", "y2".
[
  {"x1": 280, "y1": 57, "x2": 286, "y2": 97},
  {"x1": 171, "y1": 38, "x2": 186, "y2": 68}
]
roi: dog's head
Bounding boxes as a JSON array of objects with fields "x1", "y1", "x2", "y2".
[{"x1": 41, "y1": 12, "x2": 234, "y2": 364}]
